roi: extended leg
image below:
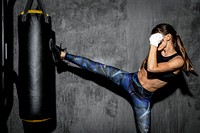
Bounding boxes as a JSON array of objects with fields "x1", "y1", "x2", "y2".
[
  {"x1": 65, "y1": 53, "x2": 132, "y2": 91},
  {"x1": 49, "y1": 44, "x2": 152, "y2": 132}
]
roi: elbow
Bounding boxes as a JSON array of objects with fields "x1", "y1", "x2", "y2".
[
  {"x1": 147, "y1": 68, "x2": 153, "y2": 72},
  {"x1": 147, "y1": 65, "x2": 156, "y2": 72},
  {"x1": 147, "y1": 59, "x2": 158, "y2": 72}
]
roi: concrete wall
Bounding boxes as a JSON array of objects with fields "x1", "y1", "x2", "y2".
[{"x1": 5, "y1": 0, "x2": 200, "y2": 133}]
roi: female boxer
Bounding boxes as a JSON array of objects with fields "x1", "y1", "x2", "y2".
[{"x1": 50, "y1": 23, "x2": 197, "y2": 133}]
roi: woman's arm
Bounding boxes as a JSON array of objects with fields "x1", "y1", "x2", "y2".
[
  {"x1": 148, "y1": 56, "x2": 184, "y2": 73},
  {"x1": 147, "y1": 33, "x2": 184, "y2": 73},
  {"x1": 147, "y1": 45, "x2": 184, "y2": 73},
  {"x1": 147, "y1": 45, "x2": 158, "y2": 72}
]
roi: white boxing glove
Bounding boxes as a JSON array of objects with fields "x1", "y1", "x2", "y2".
[{"x1": 149, "y1": 33, "x2": 163, "y2": 47}]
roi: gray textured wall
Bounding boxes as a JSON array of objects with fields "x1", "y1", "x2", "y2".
[{"x1": 5, "y1": 0, "x2": 200, "y2": 133}]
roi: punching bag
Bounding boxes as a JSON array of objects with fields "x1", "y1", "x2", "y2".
[{"x1": 18, "y1": 0, "x2": 56, "y2": 131}]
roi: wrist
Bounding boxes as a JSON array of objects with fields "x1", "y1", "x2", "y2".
[{"x1": 150, "y1": 44, "x2": 158, "y2": 48}]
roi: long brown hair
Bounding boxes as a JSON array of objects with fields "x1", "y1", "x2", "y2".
[{"x1": 141, "y1": 23, "x2": 198, "y2": 76}]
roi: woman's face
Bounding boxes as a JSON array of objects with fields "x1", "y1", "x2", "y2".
[{"x1": 157, "y1": 34, "x2": 168, "y2": 51}]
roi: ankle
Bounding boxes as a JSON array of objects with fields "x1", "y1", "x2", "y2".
[{"x1": 60, "y1": 51, "x2": 66, "y2": 59}]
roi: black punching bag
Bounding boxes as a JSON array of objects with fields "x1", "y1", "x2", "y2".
[{"x1": 17, "y1": 0, "x2": 56, "y2": 131}]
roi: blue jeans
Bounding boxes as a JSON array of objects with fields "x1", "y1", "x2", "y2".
[{"x1": 65, "y1": 54, "x2": 154, "y2": 133}]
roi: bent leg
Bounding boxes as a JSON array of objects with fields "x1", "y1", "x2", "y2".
[{"x1": 65, "y1": 53, "x2": 132, "y2": 91}]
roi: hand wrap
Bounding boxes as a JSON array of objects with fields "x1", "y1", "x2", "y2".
[{"x1": 149, "y1": 33, "x2": 163, "y2": 47}]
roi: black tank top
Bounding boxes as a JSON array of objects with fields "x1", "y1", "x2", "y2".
[{"x1": 145, "y1": 52, "x2": 181, "y2": 82}]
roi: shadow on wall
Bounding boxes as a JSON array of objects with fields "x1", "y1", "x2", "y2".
[
  {"x1": 151, "y1": 72, "x2": 193, "y2": 107},
  {"x1": 0, "y1": 0, "x2": 16, "y2": 132},
  {"x1": 0, "y1": 67, "x2": 15, "y2": 133},
  {"x1": 55, "y1": 61, "x2": 193, "y2": 110}
]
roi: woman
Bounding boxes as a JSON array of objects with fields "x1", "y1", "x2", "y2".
[{"x1": 50, "y1": 23, "x2": 197, "y2": 133}]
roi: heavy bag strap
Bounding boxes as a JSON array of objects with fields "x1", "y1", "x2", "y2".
[
  {"x1": 23, "y1": 0, "x2": 34, "y2": 15},
  {"x1": 22, "y1": 0, "x2": 49, "y2": 23},
  {"x1": 24, "y1": 0, "x2": 47, "y2": 15}
]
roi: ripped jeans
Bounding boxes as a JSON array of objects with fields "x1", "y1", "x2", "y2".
[{"x1": 65, "y1": 53, "x2": 154, "y2": 133}]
